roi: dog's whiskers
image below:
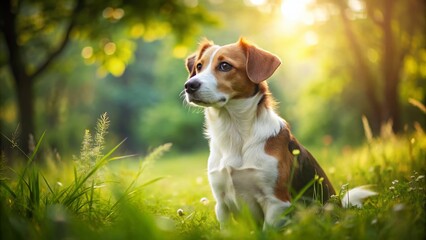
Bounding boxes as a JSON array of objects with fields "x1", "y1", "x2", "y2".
[{"x1": 179, "y1": 89, "x2": 204, "y2": 113}]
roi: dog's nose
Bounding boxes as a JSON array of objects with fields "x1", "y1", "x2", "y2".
[{"x1": 184, "y1": 79, "x2": 201, "y2": 94}]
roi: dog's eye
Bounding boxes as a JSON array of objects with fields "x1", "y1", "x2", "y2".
[
  {"x1": 218, "y1": 62, "x2": 232, "y2": 72},
  {"x1": 196, "y1": 63, "x2": 202, "y2": 71}
]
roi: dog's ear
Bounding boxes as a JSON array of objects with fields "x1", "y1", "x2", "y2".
[
  {"x1": 185, "y1": 54, "x2": 196, "y2": 74},
  {"x1": 239, "y1": 38, "x2": 281, "y2": 83},
  {"x1": 185, "y1": 38, "x2": 214, "y2": 77}
]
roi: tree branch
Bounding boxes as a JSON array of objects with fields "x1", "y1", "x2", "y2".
[
  {"x1": 29, "y1": 0, "x2": 84, "y2": 81},
  {"x1": 1, "y1": 0, "x2": 29, "y2": 84}
]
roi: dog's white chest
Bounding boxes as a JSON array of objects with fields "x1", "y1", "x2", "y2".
[
  {"x1": 203, "y1": 97, "x2": 290, "y2": 228},
  {"x1": 207, "y1": 146, "x2": 282, "y2": 218},
  {"x1": 208, "y1": 166, "x2": 266, "y2": 218}
]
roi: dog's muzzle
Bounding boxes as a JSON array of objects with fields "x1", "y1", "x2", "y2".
[{"x1": 184, "y1": 79, "x2": 201, "y2": 94}]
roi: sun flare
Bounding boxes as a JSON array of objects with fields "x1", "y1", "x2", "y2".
[{"x1": 280, "y1": 0, "x2": 315, "y2": 25}]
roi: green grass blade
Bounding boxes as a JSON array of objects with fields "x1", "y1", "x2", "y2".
[
  {"x1": 27, "y1": 131, "x2": 46, "y2": 165},
  {"x1": 41, "y1": 174, "x2": 54, "y2": 194},
  {"x1": 139, "y1": 177, "x2": 165, "y2": 188},
  {"x1": 0, "y1": 181, "x2": 17, "y2": 198},
  {"x1": 0, "y1": 133, "x2": 30, "y2": 159},
  {"x1": 282, "y1": 178, "x2": 317, "y2": 216},
  {"x1": 63, "y1": 139, "x2": 125, "y2": 207}
]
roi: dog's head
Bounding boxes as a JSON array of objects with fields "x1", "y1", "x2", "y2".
[{"x1": 184, "y1": 38, "x2": 281, "y2": 108}]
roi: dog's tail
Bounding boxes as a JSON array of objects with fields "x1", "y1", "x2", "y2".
[{"x1": 341, "y1": 186, "x2": 377, "y2": 208}]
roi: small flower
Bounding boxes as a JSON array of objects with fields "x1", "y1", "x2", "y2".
[
  {"x1": 392, "y1": 180, "x2": 399, "y2": 185},
  {"x1": 57, "y1": 182, "x2": 63, "y2": 187},
  {"x1": 324, "y1": 203, "x2": 334, "y2": 212},
  {"x1": 392, "y1": 203, "x2": 405, "y2": 212},
  {"x1": 388, "y1": 186, "x2": 395, "y2": 191},
  {"x1": 340, "y1": 183, "x2": 349, "y2": 190},
  {"x1": 292, "y1": 149, "x2": 300, "y2": 156},
  {"x1": 200, "y1": 197, "x2": 209, "y2": 205},
  {"x1": 416, "y1": 175, "x2": 424, "y2": 182},
  {"x1": 196, "y1": 177, "x2": 203, "y2": 185},
  {"x1": 330, "y1": 194, "x2": 339, "y2": 201},
  {"x1": 177, "y1": 208, "x2": 184, "y2": 216}
]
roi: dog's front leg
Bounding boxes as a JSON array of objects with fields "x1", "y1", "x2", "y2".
[
  {"x1": 209, "y1": 166, "x2": 235, "y2": 230},
  {"x1": 215, "y1": 200, "x2": 231, "y2": 229},
  {"x1": 263, "y1": 198, "x2": 291, "y2": 230},
  {"x1": 210, "y1": 180, "x2": 232, "y2": 229}
]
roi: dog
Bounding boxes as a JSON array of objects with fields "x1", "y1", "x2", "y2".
[{"x1": 183, "y1": 38, "x2": 376, "y2": 229}]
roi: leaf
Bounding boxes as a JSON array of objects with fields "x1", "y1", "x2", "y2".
[{"x1": 105, "y1": 57, "x2": 126, "y2": 77}]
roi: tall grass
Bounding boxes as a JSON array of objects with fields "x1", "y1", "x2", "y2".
[
  {"x1": 139, "y1": 121, "x2": 425, "y2": 240},
  {"x1": 0, "y1": 112, "x2": 425, "y2": 240},
  {"x1": 0, "y1": 113, "x2": 171, "y2": 239}
]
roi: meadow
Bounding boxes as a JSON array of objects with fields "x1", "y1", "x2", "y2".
[
  {"x1": 1, "y1": 0, "x2": 424, "y2": 239},
  {"x1": 1, "y1": 115, "x2": 425, "y2": 240}
]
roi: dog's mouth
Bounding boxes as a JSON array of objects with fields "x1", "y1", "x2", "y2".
[
  {"x1": 186, "y1": 94, "x2": 227, "y2": 107},
  {"x1": 190, "y1": 98, "x2": 209, "y2": 106}
]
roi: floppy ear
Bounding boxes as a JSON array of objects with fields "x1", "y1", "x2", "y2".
[
  {"x1": 239, "y1": 38, "x2": 281, "y2": 83},
  {"x1": 185, "y1": 54, "x2": 196, "y2": 74},
  {"x1": 185, "y1": 38, "x2": 214, "y2": 77}
]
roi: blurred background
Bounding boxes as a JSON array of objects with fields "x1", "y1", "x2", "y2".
[{"x1": 1, "y1": 0, "x2": 425, "y2": 160}]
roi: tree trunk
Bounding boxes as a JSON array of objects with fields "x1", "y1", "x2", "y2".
[
  {"x1": 1, "y1": 0, "x2": 80, "y2": 156},
  {"x1": 338, "y1": 3, "x2": 382, "y2": 135},
  {"x1": 1, "y1": 0, "x2": 35, "y2": 154},
  {"x1": 381, "y1": 0, "x2": 402, "y2": 133},
  {"x1": 16, "y1": 77, "x2": 35, "y2": 154}
]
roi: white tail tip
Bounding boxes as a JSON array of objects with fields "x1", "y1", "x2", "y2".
[{"x1": 341, "y1": 186, "x2": 378, "y2": 208}]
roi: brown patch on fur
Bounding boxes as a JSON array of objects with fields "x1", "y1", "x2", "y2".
[
  {"x1": 185, "y1": 54, "x2": 196, "y2": 77},
  {"x1": 185, "y1": 38, "x2": 281, "y2": 102},
  {"x1": 210, "y1": 41, "x2": 280, "y2": 100},
  {"x1": 197, "y1": 39, "x2": 214, "y2": 60},
  {"x1": 213, "y1": 44, "x2": 258, "y2": 99},
  {"x1": 186, "y1": 39, "x2": 214, "y2": 78},
  {"x1": 256, "y1": 82, "x2": 277, "y2": 110},
  {"x1": 265, "y1": 125, "x2": 337, "y2": 203},
  {"x1": 238, "y1": 38, "x2": 281, "y2": 84},
  {"x1": 264, "y1": 127, "x2": 293, "y2": 202},
  {"x1": 289, "y1": 137, "x2": 336, "y2": 203}
]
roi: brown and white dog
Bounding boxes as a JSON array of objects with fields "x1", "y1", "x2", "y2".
[{"x1": 183, "y1": 38, "x2": 376, "y2": 229}]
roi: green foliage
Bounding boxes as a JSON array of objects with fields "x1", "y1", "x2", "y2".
[
  {"x1": 2, "y1": 0, "x2": 424, "y2": 155},
  {"x1": 0, "y1": 0, "x2": 218, "y2": 155},
  {"x1": 1, "y1": 119, "x2": 426, "y2": 239},
  {"x1": 0, "y1": 0, "x2": 217, "y2": 76},
  {"x1": 140, "y1": 125, "x2": 425, "y2": 240},
  {"x1": 140, "y1": 102, "x2": 205, "y2": 151},
  {"x1": 0, "y1": 114, "x2": 171, "y2": 238}
]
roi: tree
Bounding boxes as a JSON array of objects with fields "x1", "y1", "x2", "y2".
[
  {"x1": 319, "y1": 0, "x2": 425, "y2": 134},
  {"x1": 0, "y1": 0, "x2": 215, "y2": 154}
]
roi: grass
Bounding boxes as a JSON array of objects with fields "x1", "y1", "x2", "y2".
[{"x1": 0, "y1": 115, "x2": 425, "y2": 240}]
